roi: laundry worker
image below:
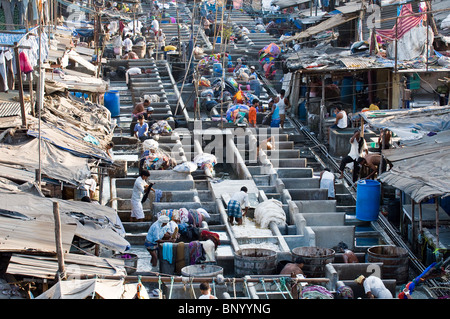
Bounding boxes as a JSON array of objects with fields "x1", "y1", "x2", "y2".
[
  {"x1": 145, "y1": 106, "x2": 155, "y2": 126},
  {"x1": 199, "y1": 282, "x2": 217, "y2": 299},
  {"x1": 145, "y1": 215, "x2": 172, "y2": 269},
  {"x1": 356, "y1": 153, "x2": 392, "y2": 180},
  {"x1": 239, "y1": 24, "x2": 250, "y2": 35},
  {"x1": 125, "y1": 66, "x2": 142, "y2": 86},
  {"x1": 354, "y1": 275, "x2": 393, "y2": 299},
  {"x1": 339, "y1": 129, "x2": 368, "y2": 182},
  {"x1": 131, "y1": 169, "x2": 154, "y2": 222},
  {"x1": 248, "y1": 75, "x2": 261, "y2": 98},
  {"x1": 319, "y1": 168, "x2": 335, "y2": 200},
  {"x1": 249, "y1": 65, "x2": 257, "y2": 78},
  {"x1": 130, "y1": 96, "x2": 151, "y2": 136},
  {"x1": 276, "y1": 89, "x2": 290, "y2": 129},
  {"x1": 369, "y1": 98, "x2": 381, "y2": 111},
  {"x1": 134, "y1": 114, "x2": 150, "y2": 142},
  {"x1": 106, "y1": 141, "x2": 114, "y2": 158},
  {"x1": 248, "y1": 99, "x2": 258, "y2": 128},
  {"x1": 122, "y1": 33, "x2": 133, "y2": 53},
  {"x1": 331, "y1": 104, "x2": 348, "y2": 130},
  {"x1": 269, "y1": 95, "x2": 280, "y2": 127},
  {"x1": 377, "y1": 128, "x2": 392, "y2": 152},
  {"x1": 151, "y1": 16, "x2": 159, "y2": 35},
  {"x1": 83, "y1": 175, "x2": 98, "y2": 201},
  {"x1": 227, "y1": 186, "x2": 250, "y2": 225},
  {"x1": 280, "y1": 257, "x2": 305, "y2": 276},
  {"x1": 334, "y1": 242, "x2": 359, "y2": 263}
]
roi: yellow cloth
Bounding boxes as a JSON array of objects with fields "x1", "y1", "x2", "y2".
[{"x1": 369, "y1": 104, "x2": 380, "y2": 111}]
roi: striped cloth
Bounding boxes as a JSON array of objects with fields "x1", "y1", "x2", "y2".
[
  {"x1": 227, "y1": 200, "x2": 242, "y2": 218},
  {"x1": 376, "y1": 4, "x2": 424, "y2": 41}
]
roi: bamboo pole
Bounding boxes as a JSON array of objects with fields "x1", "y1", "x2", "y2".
[
  {"x1": 13, "y1": 42, "x2": 26, "y2": 128},
  {"x1": 53, "y1": 202, "x2": 66, "y2": 280}
]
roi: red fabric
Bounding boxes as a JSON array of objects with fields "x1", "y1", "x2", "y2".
[
  {"x1": 376, "y1": 4, "x2": 424, "y2": 40},
  {"x1": 19, "y1": 52, "x2": 33, "y2": 74}
]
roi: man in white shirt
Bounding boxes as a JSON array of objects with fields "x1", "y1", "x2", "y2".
[
  {"x1": 198, "y1": 282, "x2": 217, "y2": 299},
  {"x1": 239, "y1": 24, "x2": 250, "y2": 35},
  {"x1": 122, "y1": 34, "x2": 133, "y2": 53},
  {"x1": 125, "y1": 67, "x2": 142, "y2": 86},
  {"x1": 227, "y1": 186, "x2": 250, "y2": 225},
  {"x1": 319, "y1": 168, "x2": 335, "y2": 199},
  {"x1": 355, "y1": 275, "x2": 393, "y2": 299},
  {"x1": 83, "y1": 175, "x2": 97, "y2": 201},
  {"x1": 151, "y1": 17, "x2": 159, "y2": 35},
  {"x1": 339, "y1": 129, "x2": 368, "y2": 182},
  {"x1": 131, "y1": 170, "x2": 151, "y2": 222}
]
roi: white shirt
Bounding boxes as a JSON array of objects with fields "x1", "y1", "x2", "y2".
[
  {"x1": 319, "y1": 171, "x2": 335, "y2": 198},
  {"x1": 363, "y1": 276, "x2": 393, "y2": 299},
  {"x1": 241, "y1": 27, "x2": 250, "y2": 34},
  {"x1": 230, "y1": 191, "x2": 250, "y2": 208},
  {"x1": 337, "y1": 110, "x2": 348, "y2": 129},
  {"x1": 199, "y1": 293, "x2": 217, "y2": 299},
  {"x1": 151, "y1": 19, "x2": 159, "y2": 31},
  {"x1": 126, "y1": 67, "x2": 142, "y2": 84},
  {"x1": 276, "y1": 95, "x2": 287, "y2": 115},
  {"x1": 348, "y1": 137, "x2": 367, "y2": 160},
  {"x1": 122, "y1": 37, "x2": 133, "y2": 52},
  {"x1": 131, "y1": 176, "x2": 147, "y2": 202},
  {"x1": 84, "y1": 178, "x2": 97, "y2": 193}
]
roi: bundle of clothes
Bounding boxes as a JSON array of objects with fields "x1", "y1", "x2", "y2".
[
  {"x1": 156, "y1": 207, "x2": 221, "y2": 268},
  {"x1": 139, "y1": 144, "x2": 177, "y2": 171}
]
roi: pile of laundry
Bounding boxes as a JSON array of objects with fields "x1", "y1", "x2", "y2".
[
  {"x1": 149, "y1": 120, "x2": 173, "y2": 136},
  {"x1": 140, "y1": 143, "x2": 177, "y2": 170},
  {"x1": 254, "y1": 199, "x2": 286, "y2": 229}
]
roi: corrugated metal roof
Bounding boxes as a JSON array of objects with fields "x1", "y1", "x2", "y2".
[
  {"x1": 339, "y1": 56, "x2": 376, "y2": 69},
  {"x1": 0, "y1": 101, "x2": 31, "y2": 118}
]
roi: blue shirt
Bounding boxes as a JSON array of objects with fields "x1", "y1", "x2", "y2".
[
  {"x1": 134, "y1": 122, "x2": 148, "y2": 137},
  {"x1": 146, "y1": 222, "x2": 168, "y2": 246},
  {"x1": 272, "y1": 105, "x2": 280, "y2": 120}
]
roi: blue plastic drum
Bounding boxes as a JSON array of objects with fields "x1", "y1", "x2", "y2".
[
  {"x1": 104, "y1": 90, "x2": 120, "y2": 117},
  {"x1": 356, "y1": 179, "x2": 381, "y2": 221}
]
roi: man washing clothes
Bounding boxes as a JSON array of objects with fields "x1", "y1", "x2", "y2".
[{"x1": 227, "y1": 186, "x2": 250, "y2": 225}]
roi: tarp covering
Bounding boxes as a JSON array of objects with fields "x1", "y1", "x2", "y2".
[
  {"x1": 35, "y1": 278, "x2": 148, "y2": 299},
  {"x1": 282, "y1": 12, "x2": 359, "y2": 42},
  {"x1": 378, "y1": 130, "x2": 450, "y2": 202},
  {"x1": 8, "y1": 254, "x2": 127, "y2": 282},
  {"x1": 0, "y1": 190, "x2": 129, "y2": 252},
  {"x1": 361, "y1": 105, "x2": 450, "y2": 141},
  {"x1": 0, "y1": 138, "x2": 91, "y2": 186}
]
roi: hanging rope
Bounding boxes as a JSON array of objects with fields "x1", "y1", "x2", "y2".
[
  {"x1": 190, "y1": 277, "x2": 197, "y2": 299},
  {"x1": 243, "y1": 277, "x2": 251, "y2": 298},
  {"x1": 168, "y1": 276, "x2": 175, "y2": 299},
  {"x1": 260, "y1": 278, "x2": 269, "y2": 299},
  {"x1": 274, "y1": 279, "x2": 287, "y2": 299},
  {"x1": 211, "y1": 278, "x2": 216, "y2": 297},
  {"x1": 158, "y1": 276, "x2": 163, "y2": 299},
  {"x1": 280, "y1": 277, "x2": 293, "y2": 299}
]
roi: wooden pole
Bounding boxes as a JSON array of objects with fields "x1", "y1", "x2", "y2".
[
  {"x1": 435, "y1": 196, "x2": 439, "y2": 250},
  {"x1": 394, "y1": 16, "x2": 398, "y2": 73},
  {"x1": 13, "y1": 42, "x2": 26, "y2": 128},
  {"x1": 411, "y1": 200, "x2": 415, "y2": 245},
  {"x1": 53, "y1": 202, "x2": 66, "y2": 280}
]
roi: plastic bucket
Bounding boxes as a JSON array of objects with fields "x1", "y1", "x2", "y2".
[
  {"x1": 292, "y1": 247, "x2": 335, "y2": 278},
  {"x1": 366, "y1": 245, "x2": 409, "y2": 284},
  {"x1": 104, "y1": 90, "x2": 120, "y2": 117},
  {"x1": 356, "y1": 179, "x2": 381, "y2": 221},
  {"x1": 113, "y1": 253, "x2": 138, "y2": 275},
  {"x1": 234, "y1": 248, "x2": 277, "y2": 276},
  {"x1": 181, "y1": 264, "x2": 223, "y2": 277}
]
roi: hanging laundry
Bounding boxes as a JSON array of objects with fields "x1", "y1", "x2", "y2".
[
  {"x1": 188, "y1": 241, "x2": 205, "y2": 265},
  {"x1": 0, "y1": 52, "x2": 9, "y2": 92},
  {"x1": 162, "y1": 242, "x2": 173, "y2": 264},
  {"x1": 19, "y1": 51, "x2": 33, "y2": 74}
]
